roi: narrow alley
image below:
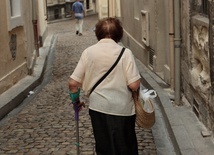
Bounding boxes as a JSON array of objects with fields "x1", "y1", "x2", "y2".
[{"x1": 0, "y1": 15, "x2": 167, "y2": 155}]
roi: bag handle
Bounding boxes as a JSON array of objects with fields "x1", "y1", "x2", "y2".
[
  {"x1": 89, "y1": 47, "x2": 126, "y2": 95},
  {"x1": 141, "y1": 89, "x2": 157, "y2": 100}
]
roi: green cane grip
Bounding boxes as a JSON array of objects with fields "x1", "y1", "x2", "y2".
[{"x1": 69, "y1": 88, "x2": 80, "y2": 103}]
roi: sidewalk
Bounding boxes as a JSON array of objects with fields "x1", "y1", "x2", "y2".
[
  {"x1": 136, "y1": 59, "x2": 214, "y2": 155},
  {"x1": 1, "y1": 15, "x2": 214, "y2": 155}
]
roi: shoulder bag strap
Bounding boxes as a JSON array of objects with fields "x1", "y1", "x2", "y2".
[{"x1": 89, "y1": 47, "x2": 126, "y2": 95}]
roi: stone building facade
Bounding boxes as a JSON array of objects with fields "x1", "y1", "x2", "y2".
[
  {"x1": 47, "y1": 0, "x2": 97, "y2": 21},
  {"x1": 0, "y1": 0, "x2": 47, "y2": 96},
  {"x1": 96, "y1": 0, "x2": 121, "y2": 19},
  {"x1": 181, "y1": 0, "x2": 214, "y2": 133},
  {"x1": 120, "y1": 0, "x2": 171, "y2": 87},
  {"x1": 117, "y1": 0, "x2": 214, "y2": 133}
]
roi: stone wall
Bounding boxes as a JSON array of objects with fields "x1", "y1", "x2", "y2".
[
  {"x1": 0, "y1": 0, "x2": 31, "y2": 95},
  {"x1": 181, "y1": 0, "x2": 214, "y2": 133},
  {"x1": 191, "y1": 16, "x2": 210, "y2": 101}
]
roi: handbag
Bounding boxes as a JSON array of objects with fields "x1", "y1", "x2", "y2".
[
  {"x1": 89, "y1": 47, "x2": 125, "y2": 95},
  {"x1": 132, "y1": 90, "x2": 155, "y2": 129}
]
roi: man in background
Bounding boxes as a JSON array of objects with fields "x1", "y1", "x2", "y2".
[{"x1": 71, "y1": 0, "x2": 85, "y2": 36}]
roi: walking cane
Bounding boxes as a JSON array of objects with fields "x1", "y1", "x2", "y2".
[
  {"x1": 73, "y1": 100, "x2": 80, "y2": 155},
  {"x1": 69, "y1": 89, "x2": 84, "y2": 155}
]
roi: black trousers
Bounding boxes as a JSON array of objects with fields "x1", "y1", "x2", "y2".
[{"x1": 89, "y1": 109, "x2": 139, "y2": 155}]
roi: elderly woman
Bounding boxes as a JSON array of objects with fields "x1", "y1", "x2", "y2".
[{"x1": 69, "y1": 17, "x2": 140, "y2": 155}]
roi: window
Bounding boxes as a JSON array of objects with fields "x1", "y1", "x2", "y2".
[
  {"x1": 86, "y1": 0, "x2": 90, "y2": 9},
  {"x1": 7, "y1": 0, "x2": 23, "y2": 31},
  {"x1": 202, "y1": 0, "x2": 208, "y2": 15},
  {"x1": 10, "y1": 0, "x2": 21, "y2": 16}
]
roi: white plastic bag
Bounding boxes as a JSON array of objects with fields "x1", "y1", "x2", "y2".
[{"x1": 140, "y1": 89, "x2": 157, "y2": 113}]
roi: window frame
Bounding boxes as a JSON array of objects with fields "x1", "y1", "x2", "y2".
[{"x1": 7, "y1": 0, "x2": 23, "y2": 31}]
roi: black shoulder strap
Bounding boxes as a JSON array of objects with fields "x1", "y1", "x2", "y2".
[{"x1": 89, "y1": 47, "x2": 126, "y2": 95}]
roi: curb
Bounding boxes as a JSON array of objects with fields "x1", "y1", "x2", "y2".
[
  {"x1": 140, "y1": 75, "x2": 181, "y2": 155},
  {"x1": 136, "y1": 60, "x2": 181, "y2": 155},
  {"x1": 0, "y1": 34, "x2": 54, "y2": 120},
  {"x1": 137, "y1": 59, "x2": 214, "y2": 155}
]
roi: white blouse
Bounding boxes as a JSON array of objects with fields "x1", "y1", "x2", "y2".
[{"x1": 70, "y1": 39, "x2": 141, "y2": 116}]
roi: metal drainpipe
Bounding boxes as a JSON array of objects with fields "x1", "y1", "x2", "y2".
[
  {"x1": 46, "y1": 0, "x2": 48, "y2": 20},
  {"x1": 32, "y1": 0, "x2": 39, "y2": 57},
  {"x1": 174, "y1": 0, "x2": 181, "y2": 105},
  {"x1": 169, "y1": 0, "x2": 175, "y2": 91},
  {"x1": 108, "y1": 0, "x2": 109, "y2": 17}
]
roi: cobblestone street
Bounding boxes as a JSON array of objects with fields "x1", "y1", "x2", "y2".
[{"x1": 0, "y1": 15, "x2": 157, "y2": 155}]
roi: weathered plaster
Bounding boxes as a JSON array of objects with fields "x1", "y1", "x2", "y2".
[
  {"x1": 190, "y1": 24, "x2": 210, "y2": 100},
  {"x1": 0, "y1": 0, "x2": 47, "y2": 94}
]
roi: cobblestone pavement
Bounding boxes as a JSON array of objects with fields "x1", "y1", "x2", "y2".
[{"x1": 0, "y1": 15, "x2": 157, "y2": 155}]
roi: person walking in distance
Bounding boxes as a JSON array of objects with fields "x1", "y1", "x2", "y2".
[
  {"x1": 71, "y1": 0, "x2": 85, "y2": 36},
  {"x1": 69, "y1": 17, "x2": 140, "y2": 155}
]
